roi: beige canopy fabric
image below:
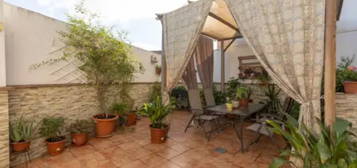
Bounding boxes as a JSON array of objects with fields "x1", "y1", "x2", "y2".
[
  {"x1": 182, "y1": 56, "x2": 203, "y2": 110},
  {"x1": 225, "y1": 0, "x2": 325, "y2": 131},
  {"x1": 161, "y1": 0, "x2": 213, "y2": 92}
]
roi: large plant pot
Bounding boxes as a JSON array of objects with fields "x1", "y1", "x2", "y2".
[
  {"x1": 344, "y1": 81, "x2": 357, "y2": 94},
  {"x1": 126, "y1": 113, "x2": 137, "y2": 126},
  {"x1": 71, "y1": 133, "x2": 88, "y2": 146},
  {"x1": 11, "y1": 141, "x2": 30, "y2": 152},
  {"x1": 46, "y1": 137, "x2": 65, "y2": 156},
  {"x1": 239, "y1": 99, "x2": 249, "y2": 108},
  {"x1": 93, "y1": 114, "x2": 118, "y2": 138},
  {"x1": 150, "y1": 126, "x2": 168, "y2": 144}
]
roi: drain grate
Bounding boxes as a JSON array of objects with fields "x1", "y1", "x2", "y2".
[{"x1": 214, "y1": 147, "x2": 227, "y2": 153}]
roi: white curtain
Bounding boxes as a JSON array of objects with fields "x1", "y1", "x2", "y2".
[
  {"x1": 161, "y1": 0, "x2": 213, "y2": 92},
  {"x1": 225, "y1": 0, "x2": 325, "y2": 131}
]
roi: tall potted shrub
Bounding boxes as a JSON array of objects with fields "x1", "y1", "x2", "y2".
[
  {"x1": 139, "y1": 97, "x2": 172, "y2": 144},
  {"x1": 39, "y1": 117, "x2": 66, "y2": 156},
  {"x1": 10, "y1": 117, "x2": 36, "y2": 152},
  {"x1": 33, "y1": 4, "x2": 140, "y2": 137}
]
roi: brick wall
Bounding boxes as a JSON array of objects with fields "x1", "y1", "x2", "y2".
[
  {"x1": 8, "y1": 83, "x2": 154, "y2": 166},
  {"x1": 336, "y1": 93, "x2": 357, "y2": 134},
  {"x1": 0, "y1": 90, "x2": 9, "y2": 168}
]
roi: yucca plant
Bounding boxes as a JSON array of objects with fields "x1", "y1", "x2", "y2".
[
  {"x1": 268, "y1": 116, "x2": 357, "y2": 168},
  {"x1": 138, "y1": 96, "x2": 172, "y2": 129},
  {"x1": 10, "y1": 117, "x2": 36, "y2": 142}
]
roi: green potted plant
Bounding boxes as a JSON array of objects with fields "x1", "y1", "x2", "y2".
[
  {"x1": 10, "y1": 117, "x2": 36, "y2": 152},
  {"x1": 68, "y1": 119, "x2": 93, "y2": 146},
  {"x1": 39, "y1": 117, "x2": 66, "y2": 156},
  {"x1": 112, "y1": 103, "x2": 137, "y2": 126},
  {"x1": 268, "y1": 116, "x2": 357, "y2": 168},
  {"x1": 138, "y1": 97, "x2": 172, "y2": 144},
  {"x1": 236, "y1": 87, "x2": 251, "y2": 108},
  {"x1": 336, "y1": 56, "x2": 357, "y2": 93}
]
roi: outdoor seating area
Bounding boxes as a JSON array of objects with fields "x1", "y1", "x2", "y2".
[
  {"x1": 1, "y1": 0, "x2": 357, "y2": 167},
  {"x1": 15, "y1": 111, "x2": 286, "y2": 168}
]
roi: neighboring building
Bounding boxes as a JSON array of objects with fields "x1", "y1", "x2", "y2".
[{"x1": 1, "y1": 2, "x2": 162, "y2": 86}]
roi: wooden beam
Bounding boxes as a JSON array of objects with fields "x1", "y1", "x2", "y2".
[
  {"x1": 224, "y1": 38, "x2": 236, "y2": 52},
  {"x1": 208, "y1": 12, "x2": 240, "y2": 33},
  {"x1": 200, "y1": 32, "x2": 221, "y2": 41},
  {"x1": 324, "y1": 0, "x2": 337, "y2": 127},
  {"x1": 220, "y1": 41, "x2": 225, "y2": 92},
  {"x1": 337, "y1": 0, "x2": 344, "y2": 21}
]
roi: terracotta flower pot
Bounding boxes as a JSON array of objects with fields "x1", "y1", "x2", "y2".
[
  {"x1": 155, "y1": 67, "x2": 162, "y2": 75},
  {"x1": 344, "y1": 81, "x2": 357, "y2": 94},
  {"x1": 126, "y1": 113, "x2": 137, "y2": 126},
  {"x1": 239, "y1": 99, "x2": 249, "y2": 108},
  {"x1": 46, "y1": 137, "x2": 65, "y2": 156},
  {"x1": 71, "y1": 133, "x2": 88, "y2": 146},
  {"x1": 93, "y1": 114, "x2": 119, "y2": 138},
  {"x1": 150, "y1": 125, "x2": 168, "y2": 144},
  {"x1": 11, "y1": 141, "x2": 30, "y2": 152}
]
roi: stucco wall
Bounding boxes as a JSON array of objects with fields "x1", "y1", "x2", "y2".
[
  {"x1": 9, "y1": 83, "x2": 155, "y2": 166},
  {"x1": 0, "y1": 90, "x2": 9, "y2": 168},
  {"x1": 3, "y1": 3, "x2": 161, "y2": 86}
]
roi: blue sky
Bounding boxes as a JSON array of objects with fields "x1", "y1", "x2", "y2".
[
  {"x1": 5, "y1": 0, "x2": 189, "y2": 51},
  {"x1": 4, "y1": 0, "x2": 357, "y2": 50}
]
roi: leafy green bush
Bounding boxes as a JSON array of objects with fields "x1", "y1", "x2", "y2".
[
  {"x1": 39, "y1": 117, "x2": 65, "y2": 142},
  {"x1": 263, "y1": 85, "x2": 282, "y2": 114},
  {"x1": 213, "y1": 86, "x2": 227, "y2": 104},
  {"x1": 149, "y1": 82, "x2": 162, "y2": 103},
  {"x1": 10, "y1": 117, "x2": 36, "y2": 142},
  {"x1": 170, "y1": 86, "x2": 189, "y2": 109},
  {"x1": 68, "y1": 119, "x2": 93, "y2": 134},
  {"x1": 226, "y1": 78, "x2": 240, "y2": 100},
  {"x1": 138, "y1": 97, "x2": 173, "y2": 129},
  {"x1": 268, "y1": 116, "x2": 357, "y2": 168},
  {"x1": 111, "y1": 103, "x2": 129, "y2": 116}
]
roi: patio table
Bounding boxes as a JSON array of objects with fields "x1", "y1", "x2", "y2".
[{"x1": 206, "y1": 103, "x2": 266, "y2": 153}]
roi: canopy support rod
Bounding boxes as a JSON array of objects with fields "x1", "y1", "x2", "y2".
[
  {"x1": 324, "y1": 0, "x2": 337, "y2": 127},
  {"x1": 208, "y1": 12, "x2": 240, "y2": 32},
  {"x1": 224, "y1": 38, "x2": 236, "y2": 52},
  {"x1": 201, "y1": 32, "x2": 221, "y2": 41},
  {"x1": 220, "y1": 40, "x2": 225, "y2": 92}
]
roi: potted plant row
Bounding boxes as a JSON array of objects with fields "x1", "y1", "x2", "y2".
[
  {"x1": 139, "y1": 97, "x2": 172, "y2": 144},
  {"x1": 10, "y1": 117, "x2": 36, "y2": 152},
  {"x1": 39, "y1": 117, "x2": 66, "y2": 156}
]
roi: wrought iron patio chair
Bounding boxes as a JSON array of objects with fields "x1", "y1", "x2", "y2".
[
  {"x1": 246, "y1": 97, "x2": 294, "y2": 145},
  {"x1": 184, "y1": 108, "x2": 220, "y2": 141}
]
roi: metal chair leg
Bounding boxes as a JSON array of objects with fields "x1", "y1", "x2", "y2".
[{"x1": 184, "y1": 114, "x2": 195, "y2": 133}]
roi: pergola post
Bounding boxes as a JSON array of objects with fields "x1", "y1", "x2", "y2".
[
  {"x1": 220, "y1": 40, "x2": 225, "y2": 92},
  {"x1": 324, "y1": 0, "x2": 337, "y2": 127}
]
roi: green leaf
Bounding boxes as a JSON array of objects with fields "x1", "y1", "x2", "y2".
[
  {"x1": 269, "y1": 158, "x2": 287, "y2": 168},
  {"x1": 317, "y1": 136, "x2": 332, "y2": 163}
]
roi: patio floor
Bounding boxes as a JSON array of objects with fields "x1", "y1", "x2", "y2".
[{"x1": 17, "y1": 110, "x2": 286, "y2": 168}]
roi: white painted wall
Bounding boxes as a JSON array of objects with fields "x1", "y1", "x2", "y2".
[
  {"x1": 0, "y1": 0, "x2": 6, "y2": 87},
  {"x1": 336, "y1": 30, "x2": 357, "y2": 65},
  {"x1": 3, "y1": 3, "x2": 161, "y2": 85}
]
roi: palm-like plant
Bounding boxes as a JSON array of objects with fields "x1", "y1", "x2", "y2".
[
  {"x1": 39, "y1": 117, "x2": 65, "y2": 142},
  {"x1": 268, "y1": 116, "x2": 357, "y2": 168},
  {"x1": 138, "y1": 97, "x2": 172, "y2": 129}
]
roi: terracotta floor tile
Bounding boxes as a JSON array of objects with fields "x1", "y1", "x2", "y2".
[{"x1": 20, "y1": 111, "x2": 285, "y2": 168}]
